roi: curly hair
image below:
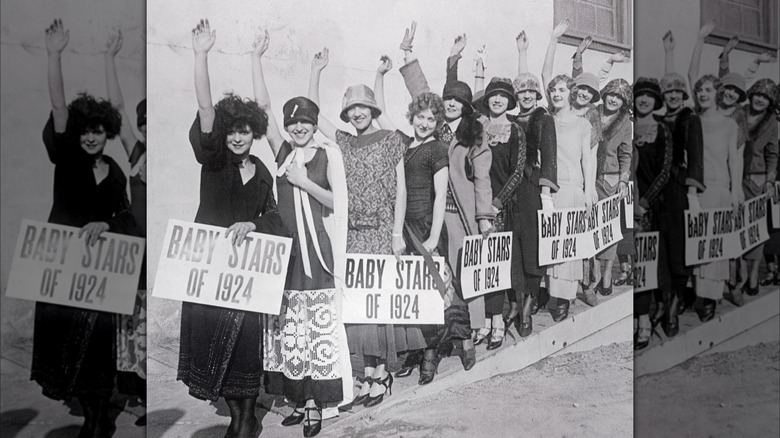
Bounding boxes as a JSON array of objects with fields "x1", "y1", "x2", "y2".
[
  {"x1": 406, "y1": 92, "x2": 446, "y2": 129},
  {"x1": 546, "y1": 74, "x2": 575, "y2": 112},
  {"x1": 693, "y1": 75, "x2": 720, "y2": 113},
  {"x1": 67, "y1": 93, "x2": 122, "y2": 139},
  {"x1": 214, "y1": 93, "x2": 268, "y2": 139}
]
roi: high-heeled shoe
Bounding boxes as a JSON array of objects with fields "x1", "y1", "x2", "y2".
[
  {"x1": 303, "y1": 407, "x2": 322, "y2": 437},
  {"x1": 486, "y1": 328, "x2": 504, "y2": 350},
  {"x1": 760, "y1": 264, "x2": 778, "y2": 286},
  {"x1": 282, "y1": 403, "x2": 306, "y2": 426},
  {"x1": 743, "y1": 282, "x2": 759, "y2": 296},
  {"x1": 598, "y1": 279, "x2": 613, "y2": 296},
  {"x1": 549, "y1": 298, "x2": 570, "y2": 322},
  {"x1": 395, "y1": 351, "x2": 420, "y2": 378},
  {"x1": 724, "y1": 285, "x2": 745, "y2": 307},
  {"x1": 473, "y1": 328, "x2": 491, "y2": 346},
  {"x1": 504, "y1": 307, "x2": 520, "y2": 337},
  {"x1": 340, "y1": 376, "x2": 373, "y2": 410},
  {"x1": 458, "y1": 342, "x2": 476, "y2": 371},
  {"x1": 364, "y1": 373, "x2": 393, "y2": 407},
  {"x1": 694, "y1": 297, "x2": 716, "y2": 322},
  {"x1": 418, "y1": 349, "x2": 441, "y2": 385},
  {"x1": 519, "y1": 294, "x2": 533, "y2": 337},
  {"x1": 635, "y1": 326, "x2": 651, "y2": 350}
]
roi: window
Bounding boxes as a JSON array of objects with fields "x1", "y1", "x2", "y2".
[
  {"x1": 701, "y1": 0, "x2": 779, "y2": 54},
  {"x1": 553, "y1": 0, "x2": 632, "y2": 54}
]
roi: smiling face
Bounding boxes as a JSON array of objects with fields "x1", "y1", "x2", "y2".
[
  {"x1": 412, "y1": 108, "x2": 438, "y2": 140},
  {"x1": 225, "y1": 123, "x2": 254, "y2": 157},
  {"x1": 549, "y1": 80, "x2": 571, "y2": 110},
  {"x1": 720, "y1": 86, "x2": 741, "y2": 108},
  {"x1": 443, "y1": 98, "x2": 464, "y2": 121},
  {"x1": 487, "y1": 93, "x2": 509, "y2": 117},
  {"x1": 663, "y1": 90, "x2": 684, "y2": 111},
  {"x1": 604, "y1": 94, "x2": 624, "y2": 113},
  {"x1": 346, "y1": 105, "x2": 374, "y2": 131},
  {"x1": 750, "y1": 93, "x2": 771, "y2": 113},
  {"x1": 634, "y1": 93, "x2": 657, "y2": 117},
  {"x1": 574, "y1": 86, "x2": 594, "y2": 107},
  {"x1": 696, "y1": 80, "x2": 717, "y2": 110},
  {"x1": 286, "y1": 121, "x2": 316, "y2": 147},
  {"x1": 80, "y1": 124, "x2": 108, "y2": 156},
  {"x1": 517, "y1": 90, "x2": 538, "y2": 112}
]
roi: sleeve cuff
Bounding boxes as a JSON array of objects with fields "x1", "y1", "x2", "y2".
[
  {"x1": 492, "y1": 198, "x2": 502, "y2": 210},
  {"x1": 619, "y1": 172, "x2": 631, "y2": 184},
  {"x1": 686, "y1": 178, "x2": 706, "y2": 193},
  {"x1": 475, "y1": 213, "x2": 496, "y2": 222},
  {"x1": 639, "y1": 198, "x2": 651, "y2": 210},
  {"x1": 539, "y1": 178, "x2": 559, "y2": 192}
]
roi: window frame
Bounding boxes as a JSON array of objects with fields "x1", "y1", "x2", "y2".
[
  {"x1": 554, "y1": 0, "x2": 633, "y2": 54},
  {"x1": 700, "y1": 0, "x2": 779, "y2": 55}
]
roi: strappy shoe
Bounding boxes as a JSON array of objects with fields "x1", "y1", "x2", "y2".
[
  {"x1": 549, "y1": 298, "x2": 570, "y2": 322},
  {"x1": 473, "y1": 327, "x2": 491, "y2": 346},
  {"x1": 282, "y1": 403, "x2": 306, "y2": 426},
  {"x1": 635, "y1": 327, "x2": 652, "y2": 350},
  {"x1": 303, "y1": 407, "x2": 322, "y2": 437},
  {"x1": 395, "y1": 351, "x2": 421, "y2": 378},
  {"x1": 364, "y1": 373, "x2": 393, "y2": 407},
  {"x1": 613, "y1": 271, "x2": 631, "y2": 286},
  {"x1": 486, "y1": 328, "x2": 504, "y2": 350},
  {"x1": 760, "y1": 270, "x2": 778, "y2": 287}
]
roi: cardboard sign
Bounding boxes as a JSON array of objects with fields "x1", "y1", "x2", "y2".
[
  {"x1": 771, "y1": 182, "x2": 780, "y2": 229},
  {"x1": 624, "y1": 181, "x2": 634, "y2": 229},
  {"x1": 152, "y1": 219, "x2": 292, "y2": 314},
  {"x1": 342, "y1": 254, "x2": 445, "y2": 324},
  {"x1": 5, "y1": 219, "x2": 145, "y2": 315},
  {"x1": 538, "y1": 193, "x2": 624, "y2": 266},
  {"x1": 459, "y1": 232, "x2": 512, "y2": 299},
  {"x1": 734, "y1": 194, "x2": 770, "y2": 254},
  {"x1": 633, "y1": 232, "x2": 659, "y2": 293}
]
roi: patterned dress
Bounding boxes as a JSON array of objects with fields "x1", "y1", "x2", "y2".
[{"x1": 336, "y1": 129, "x2": 405, "y2": 366}]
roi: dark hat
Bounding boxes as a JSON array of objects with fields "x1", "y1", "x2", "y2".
[
  {"x1": 283, "y1": 96, "x2": 319, "y2": 127},
  {"x1": 719, "y1": 72, "x2": 747, "y2": 103},
  {"x1": 633, "y1": 77, "x2": 663, "y2": 111},
  {"x1": 573, "y1": 73, "x2": 601, "y2": 103},
  {"x1": 482, "y1": 77, "x2": 517, "y2": 111},
  {"x1": 442, "y1": 81, "x2": 474, "y2": 115},
  {"x1": 136, "y1": 99, "x2": 146, "y2": 128}
]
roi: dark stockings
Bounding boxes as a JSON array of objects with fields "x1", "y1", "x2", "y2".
[{"x1": 225, "y1": 396, "x2": 260, "y2": 438}]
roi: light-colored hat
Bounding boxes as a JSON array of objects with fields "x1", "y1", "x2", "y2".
[
  {"x1": 512, "y1": 73, "x2": 543, "y2": 100},
  {"x1": 340, "y1": 85, "x2": 382, "y2": 123},
  {"x1": 574, "y1": 72, "x2": 601, "y2": 103},
  {"x1": 660, "y1": 73, "x2": 689, "y2": 100},
  {"x1": 719, "y1": 72, "x2": 747, "y2": 103}
]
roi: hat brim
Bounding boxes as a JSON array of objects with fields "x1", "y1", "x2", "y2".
[
  {"x1": 442, "y1": 95, "x2": 474, "y2": 115},
  {"x1": 635, "y1": 90, "x2": 664, "y2": 111},
  {"x1": 663, "y1": 89, "x2": 690, "y2": 101},
  {"x1": 284, "y1": 115, "x2": 318, "y2": 127},
  {"x1": 515, "y1": 89, "x2": 544, "y2": 101},
  {"x1": 577, "y1": 85, "x2": 601, "y2": 103},
  {"x1": 340, "y1": 103, "x2": 382, "y2": 123},
  {"x1": 482, "y1": 89, "x2": 517, "y2": 112}
]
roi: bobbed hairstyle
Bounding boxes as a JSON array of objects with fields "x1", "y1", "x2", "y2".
[
  {"x1": 406, "y1": 92, "x2": 446, "y2": 129},
  {"x1": 693, "y1": 75, "x2": 721, "y2": 113},
  {"x1": 214, "y1": 93, "x2": 268, "y2": 139},
  {"x1": 68, "y1": 93, "x2": 122, "y2": 139},
  {"x1": 546, "y1": 74, "x2": 576, "y2": 112}
]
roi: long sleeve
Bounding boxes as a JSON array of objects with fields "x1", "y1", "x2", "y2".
[
  {"x1": 640, "y1": 125, "x2": 673, "y2": 209},
  {"x1": 537, "y1": 112, "x2": 559, "y2": 191},
  {"x1": 494, "y1": 124, "x2": 527, "y2": 208},
  {"x1": 471, "y1": 142, "x2": 495, "y2": 222},
  {"x1": 683, "y1": 112, "x2": 706, "y2": 192},
  {"x1": 42, "y1": 112, "x2": 78, "y2": 164},
  {"x1": 189, "y1": 111, "x2": 226, "y2": 168},
  {"x1": 104, "y1": 171, "x2": 137, "y2": 234},
  {"x1": 617, "y1": 119, "x2": 633, "y2": 183},
  {"x1": 399, "y1": 59, "x2": 430, "y2": 99},
  {"x1": 764, "y1": 122, "x2": 779, "y2": 182},
  {"x1": 446, "y1": 54, "x2": 461, "y2": 83}
]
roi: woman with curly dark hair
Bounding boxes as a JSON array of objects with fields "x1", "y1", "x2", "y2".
[
  {"x1": 32, "y1": 19, "x2": 135, "y2": 437},
  {"x1": 176, "y1": 19, "x2": 288, "y2": 437}
]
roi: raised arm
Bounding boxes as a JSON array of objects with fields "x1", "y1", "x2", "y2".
[
  {"x1": 192, "y1": 19, "x2": 216, "y2": 132},
  {"x1": 447, "y1": 33, "x2": 467, "y2": 83},
  {"x1": 571, "y1": 36, "x2": 592, "y2": 78},
  {"x1": 689, "y1": 20, "x2": 716, "y2": 89},
  {"x1": 374, "y1": 56, "x2": 397, "y2": 131},
  {"x1": 542, "y1": 19, "x2": 569, "y2": 92},
  {"x1": 474, "y1": 45, "x2": 486, "y2": 94},
  {"x1": 717, "y1": 36, "x2": 740, "y2": 77},
  {"x1": 516, "y1": 31, "x2": 529, "y2": 75},
  {"x1": 400, "y1": 21, "x2": 418, "y2": 66},
  {"x1": 105, "y1": 29, "x2": 138, "y2": 156},
  {"x1": 663, "y1": 31, "x2": 675, "y2": 75},
  {"x1": 250, "y1": 28, "x2": 284, "y2": 157},
  {"x1": 46, "y1": 19, "x2": 69, "y2": 132},
  {"x1": 597, "y1": 51, "x2": 630, "y2": 87},
  {"x1": 744, "y1": 52, "x2": 777, "y2": 84},
  {"x1": 307, "y1": 48, "x2": 337, "y2": 141}
]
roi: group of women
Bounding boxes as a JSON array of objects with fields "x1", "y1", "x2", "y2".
[
  {"x1": 33, "y1": 20, "x2": 147, "y2": 437},
  {"x1": 172, "y1": 18, "x2": 636, "y2": 438},
  {"x1": 633, "y1": 21, "x2": 779, "y2": 350}
]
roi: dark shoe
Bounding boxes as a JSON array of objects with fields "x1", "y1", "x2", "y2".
[
  {"x1": 599, "y1": 282, "x2": 613, "y2": 296},
  {"x1": 473, "y1": 328, "x2": 491, "y2": 346},
  {"x1": 395, "y1": 351, "x2": 420, "y2": 378},
  {"x1": 364, "y1": 373, "x2": 393, "y2": 407},
  {"x1": 486, "y1": 332, "x2": 504, "y2": 350},
  {"x1": 530, "y1": 294, "x2": 540, "y2": 315},
  {"x1": 281, "y1": 404, "x2": 305, "y2": 426},
  {"x1": 519, "y1": 294, "x2": 533, "y2": 337},
  {"x1": 550, "y1": 298, "x2": 570, "y2": 322},
  {"x1": 761, "y1": 267, "x2": 778, "y2": 286},
  {"x1": 694, "y1": 298, "x2": 716, "y2": 322},
  {"x1": 418, "y1": 349, "x2": 441, "y2": 385},
  {"x1": 580, "y1": 287, "x2": 599, "y2": 306},
  {"x1": 458, "y1": 342, "x2": 477, "y2": 371},
  {"x1": 134, "y1": 415, "x2": 146, "y2": 427},
  {"x1": 613, "y1": 271, "x2": 631, "y2": 286},
  {"x1": 724, "y1": 287, "x2": 745, "y2": 307},
  {"x1": 303, "y1": 407, "x2": 322, "y2": 437},
  {"x1": 634, "y1": 326, "x2": 651, "y2": 350},
  {"x1": 744, "y1": 283, "x2": 759, "y2": 296}
]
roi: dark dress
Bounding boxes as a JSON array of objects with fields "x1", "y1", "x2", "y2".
[
  {"x1": 263, "y1": 141, "x2": 342, "y2": 404},
  {"x1": 31, "y1": 114, "x2": 135, "y2": 401},
  {"x1": 177, "y1": 113, "x2": 288, "y2": 401}
]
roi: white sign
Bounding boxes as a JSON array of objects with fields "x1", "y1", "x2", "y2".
[
  {"x1": 634, "y1": 232, "x2": 659, "y2": 293},
  {"x1": 735, "y1": 194, "x2": 770, "y2": 254},
  {"x1": 771, "y1": 182, "x2": 780, "y2": 229},
  {"x1": 460, "y1": 232, "x2": 512, "y2": 299},
  {"x1": 5, "y1": 219, "x2": 145, "y2": 315},
  {"x1": 538, "y1": 193, "x2": 624, "y2": 266},
  {"x1": 153, "y1": 219, "x2": 292, "y2": 314},
  {"x1": 625, "y1": 181, "x2": 634, "y2": 229},
  {"x1": 342, "y1": 254, "x2": 445, "y2": 324}
]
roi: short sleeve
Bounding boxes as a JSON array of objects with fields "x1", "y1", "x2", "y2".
[
  {"x1": 335, "y1": 129, "x2": 354, "y2": 149},
  {"x1": 384, "y1": 130, "x2": 407, "y2": 166},
  {"x1": 430, "y1": 141, "x2": 449, "y2": 174}
]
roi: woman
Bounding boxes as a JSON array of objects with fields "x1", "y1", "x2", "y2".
[
  {"x1": 308, "y1": 48, "x2": 406, "y2": 408},
  {"x1": 32, "y1": 19, "x2": 135, "y2": 437},
  {"x1": 691, "y1": 74, "x2": 741, "y2": 321},
  {"x1": 177, "y1": 20, "x2": 287, "y2": 438},
  {"x1": 250, "y1": 29, "x2": 347, "y2": 437},
  {"x1": 544, "y1": 72, "x2": 595, "y2": 321},
  {"x1": 632, "y1": 78, "x2": 673, "y2": 349},
  {"x1": 105, "y1": 28, "x2": 147, "y2": 426}
]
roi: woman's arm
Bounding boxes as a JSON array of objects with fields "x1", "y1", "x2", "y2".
[
  {"x1": 423, "y1": 167, "x2": 449, "y2": 252},
  {"x1": 192, "y1": 19, "x2": 216, "y2": 132},
  {"x1": 663, "y1": 30, "x2": 675, "y2": 75},
  {"x1": 392, "y1": 159, "x2": 407, "y2": 258},
  {"x1": 717, "y1": 36, "x2": 739, "y2": 77},
  {"x1": 374, "y1": 56, "x2": 397, "y2": 131},
  {"x1": 494, "y1": 126, "x2": 527, "y2": 209},
  {"x1": 474, "y1": 45, "x2": 486, "y2": 94},
  {"x1": 105, "y1": 29, "x2": 138, "y2": 156},
  {"x1": 285, "y1": 162, "x2": 334, "y2": 209},
  {"x1": 688, "y1": 20, "x2": 716, "y2": 89},
  {"x1": 46, "y1": 19, "x2": 69, "y2": 133},
  {"x1": 581, "y1": 121, "x2": 596, "y2": 212},
  {"x1": 542, "y1": 19, "x2": 569, "y2": 93},
  {"x1": 727, "y1": 121, "x2": 741, "y2": 210},
  {"x1": 571, "y1": 36, "x2": 591, "y2": 78},
  {"x1": 641, "y1": 125, "x2": 674, "y2": 208},
  {"x1": 448, "y1": 33, "x2": 467, "y2": 82},
  {"x1": 250, "y1": 28, "x2": 284, "y2": 157},
  {"x1": 516, "y1": 31, "x2": 529, "y2": 75},
  {"x1": 308, "y1": 48, "x2": 337, "y2": 141}
]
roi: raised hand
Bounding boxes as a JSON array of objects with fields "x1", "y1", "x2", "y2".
[
  {"x1": 377, "y1": 55, "x2": 393, "y2": 75},
  {"x1": 552, "y1": 19, "x2": 570, "y2": 39},
  {"x1": 723, "y1": 35, "x2": 740, "y2": 54},
  {"x1": 451, "y1": 33, "x2": 467, "y2": 56},
  {"x1": 312, "y1": 47, "x2": 329, "y2": 71},
  {"x1": 399, "y1": 20, "x2": 417, "y2": 51},
  {"x1": 516, "y1": 31, "x2": 529, "y2": 52},
  {"x1": 609, "y1": 50, "x2": 630, "y2": 63},
  {"x1": 699, "y1": 19, "x2": 717, "y2": 38},
  {"x1": 757, "y1": 51, "x2": 777, "y2": 63},
  {"x1": 45, "y1": 19, "x2": 69, "y2": 54},
  {"x1": 105, "y1": 28, "x2": 123, "y2": 58},
  {"x1": 475, "y1": 44, "x2": 487, "y2": 70},
  {"x1": 663, "y1": 30, "x2": 675, "y2": 51},
  {"x1": 253, "y1": 28, "x2": 270, "y2": 57},
  {"x1": 576, "y1": 36, "x2": 593, "y2": 55},
  {"x1": 192, "y1": 19, "x2": 216, "y2": 54}
]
